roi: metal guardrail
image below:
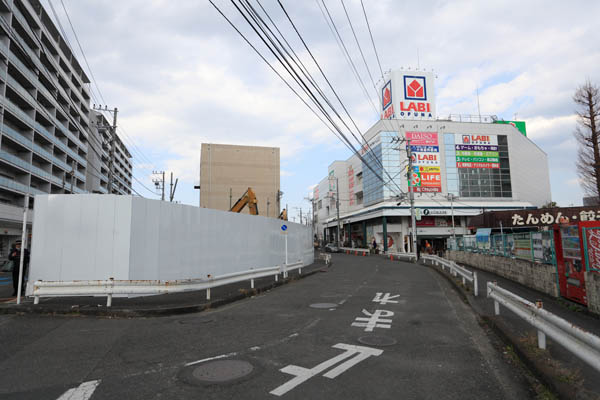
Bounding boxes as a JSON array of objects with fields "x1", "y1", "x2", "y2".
[
  {"x1": 422, "y1": 255, "x2": 479, "y2": 296},
  {"x1": 487, "y1": 282, "x2": 600, "y2": 373},
  {"x1": 386, "y1": 252, "x2": 417, "y2": 262},
  {"x1": 340, "y1": 247, "x2": 370, "y2": 256},
  {"x1": 31, "y1": 261, "x2": 307, "y2": 307}
]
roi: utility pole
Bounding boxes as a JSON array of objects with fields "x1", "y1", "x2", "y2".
[
  {"x1": 407, "y1": 139, "x2": 417, "y2": 257},
  {"x1": 447, "y1": 193, "x2": 457, "y2": 240},
  {"x1": 152, "y1": 171, "x2": 165, "y2": 201},
  {"x1": 229, "y1": 188, "x2": 233, "y2": 209},
  {"x1": 336, "y1": 177, "x2": 340, "y2": 247},
  {"x1": 267, "y1": 198, "x2": 270, "y2": 217},
  {"x1": 93, "y1": 105, "x2": 118, "y2": 194},
  {"x1": 70, "y1": 160, "x2": 75, "y2": 193},
  {"x1": 169, "y1": 172, "x2": 179, "y2": 202}
]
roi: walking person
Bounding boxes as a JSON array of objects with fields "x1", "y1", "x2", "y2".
[
  {"x1": 9, "y1": 240, "x2": 29, "y2": 297},
  {"x1": 371, "y1": 237, "x2": 378, "y2": 254}
]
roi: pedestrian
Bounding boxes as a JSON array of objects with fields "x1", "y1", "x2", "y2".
[
  {"x1": 372, "y1": 237, "x2": 377, "y2": 254},
  {"x1": 9, "y1": 240, "x2": 29, "y2": 297}
]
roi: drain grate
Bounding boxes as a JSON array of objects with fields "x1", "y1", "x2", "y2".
[
  {"x1": 358, "y1": 335, "x2": 397, "y2": 347},
  {"x1": 190, "y1": 360, "x2": 254, "y2": 384},
  {"x1": 309, "y1": 303, "x2": 337, "y2": 309}
]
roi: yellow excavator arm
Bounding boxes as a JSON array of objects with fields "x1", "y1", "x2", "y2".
[
  {"x1": 278, "y1": 208, "x2": 287, "y2": 220},
  {"x1": 230, "y1": 187, "x2": 259, "y2": 215}
]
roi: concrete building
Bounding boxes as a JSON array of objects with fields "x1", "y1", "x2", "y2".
[
  {"x1": 0, "y1": 0, "x2": 132, "y2": 258},
  {"x1": 313, "y1": 68, "x2": 551, "y2": 253},
  {"x1": 200, "y1": 143, "x2": 280, "y2": 218}
]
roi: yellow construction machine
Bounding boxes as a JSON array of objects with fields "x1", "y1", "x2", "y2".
[
  {"x1": 230, "y1": 187, "x2": 259, "y2": 215},
  {"x1": 230, "y1": 187, "x2": 287, "y2": 220}
]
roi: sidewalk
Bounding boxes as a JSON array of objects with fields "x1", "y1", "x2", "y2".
[
  {"x1": 0, "y1": 260, "x2": 329, "y2": 317},
  {"x1": 426, "y1": 258, "x2": 600, "y2": 400}
]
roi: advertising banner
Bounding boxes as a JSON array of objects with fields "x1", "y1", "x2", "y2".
[
  {"x1": 412, "y1": 152, "x2": 440, "y2": 166},
  {"x1": 456, "y1": 156, "x2": 500, "y2": 163},
  {"x1": 456, "y1": 162, "x2": 500, "y2": 169},
  {"x1": 412, "y1": 187, "x2": 441, "y2": 193},
  {"x1": 411, "y1": 145, "x2": 439, "y2": 153},
  {"x1": 455, "y1": 134, "x2": 498, "y2": 146},
  {"x1": 406, "y1": 132, "x2": 438, "y2": 146},
  {"x1": 455, "y1": 144, "x2": 499, "y2": 151},
  {"x1": 421, "y1": 172, "x2": 441, "y2": 187},
  {"x1": 456, "y1": 150, "x2": 499, "y2": 157},
  {"x1": 415, "y1": 166, "x2": 440, "y2": 173}
]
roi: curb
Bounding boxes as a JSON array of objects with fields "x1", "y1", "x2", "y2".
[
  {"x1": 423, "y1": 260, "x2": 581, "y2": 400},
  {"x1": 0, "y1": 266, "x2": 327, "y2": 318}
]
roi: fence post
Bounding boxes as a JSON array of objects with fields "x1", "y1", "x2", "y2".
[
  {"x1": 536, "y1": 300, "x2": 547, "y2": 349},
  {"x1": 530, "y1": 232, "x2": 535, "y2": 262},
  {"x1": 473, "y1": 272, "x2": 478, "y2": 297},
  {"x1": 207, "y1": 288, "x2": 211, "y2": 300},
  {"x1": 106, "y1": 294, "x2": 112, "y2": 307}
]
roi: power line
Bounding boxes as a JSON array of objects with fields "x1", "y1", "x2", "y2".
[
  {"x1": 360, "y1": 0, "x2": 384, "y2": 78},
  {"x1": 274, "y1": 0, "x2": 403, "y2": 196}
]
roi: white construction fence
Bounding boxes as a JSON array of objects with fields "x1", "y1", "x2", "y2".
[{"x1": 27, "y1": 195, "x2": 314, "y2": 302}]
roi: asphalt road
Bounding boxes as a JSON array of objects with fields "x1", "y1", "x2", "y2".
[{"x1": 0, "y1": 254, "x2": 536, "y2": 399}]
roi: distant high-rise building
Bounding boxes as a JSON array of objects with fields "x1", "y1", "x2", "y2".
[
  {"x1": 0, "y1": 0, "x2": 132, "y2": 257},
  {"x1": 200, "y1": 143, "x2": 280, "y2": 218}
]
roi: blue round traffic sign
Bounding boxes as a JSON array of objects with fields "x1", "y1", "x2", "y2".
[{"x1": 281, "y1": 224, "x2": 288, "y2": 231}]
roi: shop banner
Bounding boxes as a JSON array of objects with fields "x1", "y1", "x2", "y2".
[
  {"x1": 415, "y1": 166, "x2": 440, "y2": 173},
  {"x1": 411, "y1": 152, "x2": 440, "y2": 166},
  {"x1": 455, "y1": 134, "x2": 498, "y2": 146},
  {"x1": 455, "y1": 144, "x2": 499, "y2": 151},
  {"x1": 411, "y1": 187, "x2": 442, "y2": 193},
  {"x1": 406, "y1": 132, "x2": 438, "y2": 146},
  {"x1": 411, "y1": 145, "x2": 439, "y2": 153},
  {"x1": 456, "y1": 156, "x2": 500, "y2": 163},
  {"x1": 421, "y1": 172, "x2": 441, "y2": 187},
  {"x1": 456, "y1": 150, "x2": 499, "y2": 157},
  {"x1": 456, "y1": 162, "x2": 500, "y2": 169}
]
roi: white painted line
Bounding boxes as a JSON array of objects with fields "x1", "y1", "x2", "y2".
[
  {"x1": 323, "y1": 344, "x2": 383, "y2": 378},
  {"x1": 185, "y1": 352, "x2": 237, "y2": 367},
  {"x1": 351, "y1": 309, "x2": 394, "y2": 332},
  {"x1": 57, "y1": 380, "x2": 100, "y2": 400},
  {"x1": 269, "y1": 343, "x2": 383, "y2": 396}
]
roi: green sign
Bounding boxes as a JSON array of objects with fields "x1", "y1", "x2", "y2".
[
  {"x1": 456, "y1": 150, "x2": 499, "y2": 157},
  {"x1": 456, "y1": 156, "x2": 499, "y2": 163},
  {"x1": 408, "y1": 171, "x2": 421, "y2": 187},
  {"x1": 494, "y1": 120, "x2": 527, "y2": 136}
]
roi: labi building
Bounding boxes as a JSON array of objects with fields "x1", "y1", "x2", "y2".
[{"x1": 312, "y1": 68, "x2": 550, "y2": 254}]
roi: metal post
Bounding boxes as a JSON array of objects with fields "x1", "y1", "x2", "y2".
[
  {"x1": 336, "y1": 177, "x2": 340, "y2": 247},
  {"x1": 448, "y1": 194, "x2": 456, "y2": 240},
  {"x1": 230, "y1": 188, "x2": 232, "y2": 209},
  {"x1": 473, "y1": 272, "x2": 479, "y2": 297},
  {"x1": 251, "y1": 279, "x2": 254, "y2": 289},
  {"x1": 170, "y1": 172, "x2": 174, "y2": 202},
  {"x1": 106, "y1": 294, "x2": 112, "y2": 307},
  {"x1": 161, "y1": 171, "x2": 165, "y2": 201},
  {"x1": 16, "y1": 194, "x2": 29, "y2": 304},
  {"x1": 70, "y1": 161, "x2": 76, "y2": 193},
  {"x1": 207, "y1": 288, "x2": 211, "y2": 300},
  {"x1": 383, "y1": 216, "x2": 388, "y2": 253},
  {"x1": 407, "y1": 140, "x2": 417, "y2": 256}
]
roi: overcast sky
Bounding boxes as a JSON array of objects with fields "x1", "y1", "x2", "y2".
[{"x1": 46, "y1": 0, "x2": 600, "y2": 220}]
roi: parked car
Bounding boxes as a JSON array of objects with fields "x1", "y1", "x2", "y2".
[{"x1": 324, "y1": 243, "x2": 339, "y2": 253}]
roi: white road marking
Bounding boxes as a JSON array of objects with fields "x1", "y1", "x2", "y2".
[
  {"x1": 56, "y1": 380, "x2": 100, "y2": 400},
  {"x1": 269, "y1": 343, "x2": 383, "y2": 396},
  {"x1": 184, "y1": 352, "x2": 237, "y2": 367},
  {"x1": 351, "y1": 309, "x2": 394, "y2": 332},
  {"x1": 372, "y1": 292, "x2": 400, "y2": 305}
]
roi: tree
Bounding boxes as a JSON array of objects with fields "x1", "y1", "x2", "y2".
[{"x1": 574, "y1": 81, "x2": 600, "y2": 197}]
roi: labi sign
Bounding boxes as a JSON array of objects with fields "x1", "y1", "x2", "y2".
[{"x1": 380, "y1": 70, "x2": 436, "y2": 120}]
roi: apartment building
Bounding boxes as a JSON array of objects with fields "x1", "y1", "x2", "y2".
[{"x1": 0, "y1": 0, "x2": 132, "y2": 256}]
